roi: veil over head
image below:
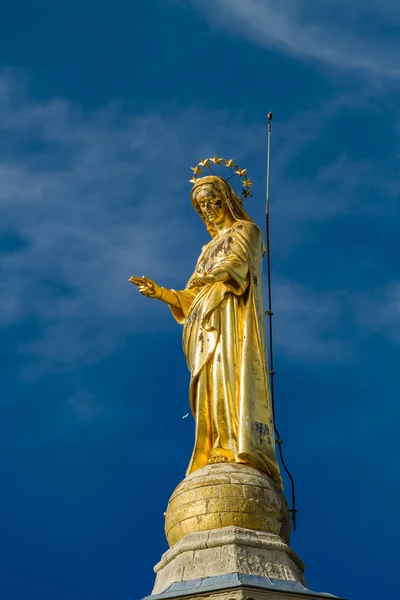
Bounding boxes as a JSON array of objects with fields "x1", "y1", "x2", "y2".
[
  {"x1": 191, "y1": 176, "x2": 255, "y2": 238},
  {"x1": 191, "y1": 175, "x2": 265, "y2": 255}
]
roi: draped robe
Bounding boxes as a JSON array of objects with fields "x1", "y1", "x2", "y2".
[{"x1": 169, "y1": 219, "x2": 282, "y2": 488}]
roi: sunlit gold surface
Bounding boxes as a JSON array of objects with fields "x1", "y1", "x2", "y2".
[
  {"x1": 165, "y1": 463, "x2": 290, "y2": 547},
  {"x1": 129, "y1": 170, "x2": 282, "y2": 489}
]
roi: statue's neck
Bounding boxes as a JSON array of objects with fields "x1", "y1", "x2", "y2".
[{"x1": 214, "y1": 214, "x2": 235, "y2": 237}]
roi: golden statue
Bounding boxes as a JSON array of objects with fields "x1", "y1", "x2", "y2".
[{"x1": 130, "y1": 159, "x2": 282, "y2": 489}]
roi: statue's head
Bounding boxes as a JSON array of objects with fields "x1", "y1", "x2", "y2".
[
  {"x1": 192, "y1": 179, "x2": 227, "y2": 226},
  {"x1": 191, "y1": 176, "x2": 251, "y2": 237}
]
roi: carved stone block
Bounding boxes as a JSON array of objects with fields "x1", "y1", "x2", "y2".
[{"x1": 152, "y1": 527, "x2": 306, "y2": 595}]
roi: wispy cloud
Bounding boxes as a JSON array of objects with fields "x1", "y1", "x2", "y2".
[
  {"x1": 186, "y1": 0, "x2": 400, "y2": 79},
  {"x1": 0, "y1": 73, "x2": 265, "y2": 374},
  {"x1": 273, "y1": 279, "x2": 351, "y2": 361},
  {"x1": 67, "y1": 392, "x2": 103, "y2": 421},
  {"x1": 1, "y1": 71, "x2": 399, "y2": 375},
  {"x1": 251, "y1": 88, "x2": 399, "y2": 258},
  {"x1": 272, "y1": 277, "x2": 400, "y2": 363},
  {"x1": 354, "y1": 281, "x2": 400, "y2": 342}
]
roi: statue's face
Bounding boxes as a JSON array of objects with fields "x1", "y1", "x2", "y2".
[{"x1": 195, "y1": 185, "x2": 226, "y2": 224}]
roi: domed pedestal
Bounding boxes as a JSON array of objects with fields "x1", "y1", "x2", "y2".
[
  {"x1": 144, "y1": 463, "x2": 343, "y2": 599},
  {"x1": 151, "y1": 464, "x2": 311, "y2": 596},
  {"x1": 165, "y1": 463, "x2": 291, "y2": 547}
]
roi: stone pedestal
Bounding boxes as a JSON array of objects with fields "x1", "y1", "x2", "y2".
[
  {"x1": 153, "y1": 527, "x2": 305, "y2": 594},
  {"x1": 141, "y1": 464, "x2": 344, "y2": 600},
  {"x1": 164, "y1": 464, "x2": 291, "y2": 548}
]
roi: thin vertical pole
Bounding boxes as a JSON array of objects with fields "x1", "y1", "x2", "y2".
[
  {"x1": 265, "y1": 113, "x2": 275, "y2": 417},
  {"x1": 265, "y1": 112, "x2": 298, "y2": 530}
]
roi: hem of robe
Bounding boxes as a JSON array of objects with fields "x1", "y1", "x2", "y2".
[{"x1": 185, "y1": 453, "x2": 283, "y2": 490}]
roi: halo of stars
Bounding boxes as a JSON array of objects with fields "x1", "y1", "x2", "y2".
[{"x1": 189, "y1": 157, "x2": 253, "y2": 201}]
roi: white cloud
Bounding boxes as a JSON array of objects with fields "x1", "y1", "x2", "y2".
[
  {"x1": 273, "y1": 279, "x2": 352, "y2": 361},
  {"x1": 256, "y1": 89, "x2": 395, "y2": 253},
  {"x1": 1, "y1": 72, "x2": 398, "y2": 376},
  {"x1": 272, "y1": 278, "x2": 400, "y2": 363},
  {"x1": 186, "y1": 0, "x2": 400, "y2": 79},
  {"x1": 0, "y1": 73, "x2": 266, "y2": 374},
  {"x1": 354, "y1": 281, "x2": 400, "y2": 342},
  {"x1": 67, "y1": 392, "x2": 102, "y2": 420}
]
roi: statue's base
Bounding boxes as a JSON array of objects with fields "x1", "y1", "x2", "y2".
[
  {"x1": 141, "y1": 466, "x2": 344, "y2": 599},
  {"x1": 142, "y1": 573, "x2": 344, "y2": 599},
  {"x1": 153, "y1": 527, "x2": 305, "y2": 594},
  {"x1": 142, "y1": 527, "x2": 343, "y2": 599}
]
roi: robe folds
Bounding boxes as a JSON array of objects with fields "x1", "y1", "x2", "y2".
[{"x1": 169, "y1": 219, "x2": 282, "y2": 488}]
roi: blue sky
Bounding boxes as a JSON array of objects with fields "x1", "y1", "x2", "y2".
[{"x1": 1, "y1": 1, "x2": 400, "y2": 599}]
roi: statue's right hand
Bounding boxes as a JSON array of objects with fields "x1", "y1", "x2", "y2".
[{"x1": 129, "y1": 276, "x2": 162, "y2": 299}]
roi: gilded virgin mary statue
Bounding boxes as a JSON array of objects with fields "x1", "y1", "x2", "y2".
[{"x1": 130, "y1": 160, "x2": 282, "y2": 489}]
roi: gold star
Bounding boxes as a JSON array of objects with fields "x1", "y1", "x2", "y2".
[
  {"x1": 242, "y1": 189, "x2": 252, "y2": 198},
  {"x1": 210, "y1": 156, "x2": 224, "y2": 164},
  {"x1": 191, "y1": 165, "x2": 203, "y2": 175},
  {"x1": 242, "y1": 178, "x2": 252, "y2": 187},
  {"x1": 189, "y1": 177, "x2": 198, "y2": 184},
  {"x1": 225, "y1": 159, "x2": 235, "y2": 168},
  {"x1": 199, "y1": 159, "x2": 209, "y2": 167},
  {"x1": 235, "y1": 168, "x2": 247, "y2": 177}
]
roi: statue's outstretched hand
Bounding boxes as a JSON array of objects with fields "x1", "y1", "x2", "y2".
[{"x1": 129, "y1": 276, "x2": 162, "y2": 299}]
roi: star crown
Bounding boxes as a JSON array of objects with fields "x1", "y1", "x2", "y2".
[{"x1": 190, "y1": 157, "x2": 253, "y2": 202}]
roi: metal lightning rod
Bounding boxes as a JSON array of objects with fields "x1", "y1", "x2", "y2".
[{"x1": 265, "y1": 112, "x2": 298, "y2": 530}]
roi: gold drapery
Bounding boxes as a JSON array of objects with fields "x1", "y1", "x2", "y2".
[{"x1": 170, "y1": 218, "x2": 282, "y2": 489}]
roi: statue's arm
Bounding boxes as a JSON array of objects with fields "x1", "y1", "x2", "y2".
[
  {"x1": 188, "y1": 225, "x2": 257, "y2": 291},
  {"x1": 157, "y1": 287, "x2": 181, "y2": 308},
  {"x1": 188, "y1": 269, "x2": 229, "y2": 288},
  {"x1": 129, "y1": 276, "x2": 181, "y2": 308},
  {"x1": 209, "y1": 269, "x2": 230, "y2": 282}
]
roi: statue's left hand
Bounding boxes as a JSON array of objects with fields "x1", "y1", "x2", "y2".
[
  {"x1": 129, "y1": 275, "x2": 162, "y2": 298},
  {"x1": 188, "y1": 274, "x2": 216, "y2": 288}
]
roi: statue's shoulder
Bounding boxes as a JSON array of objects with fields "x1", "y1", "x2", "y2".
[{"x1": 233, "y1": 220, "x2": 262, "y2": 238}]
